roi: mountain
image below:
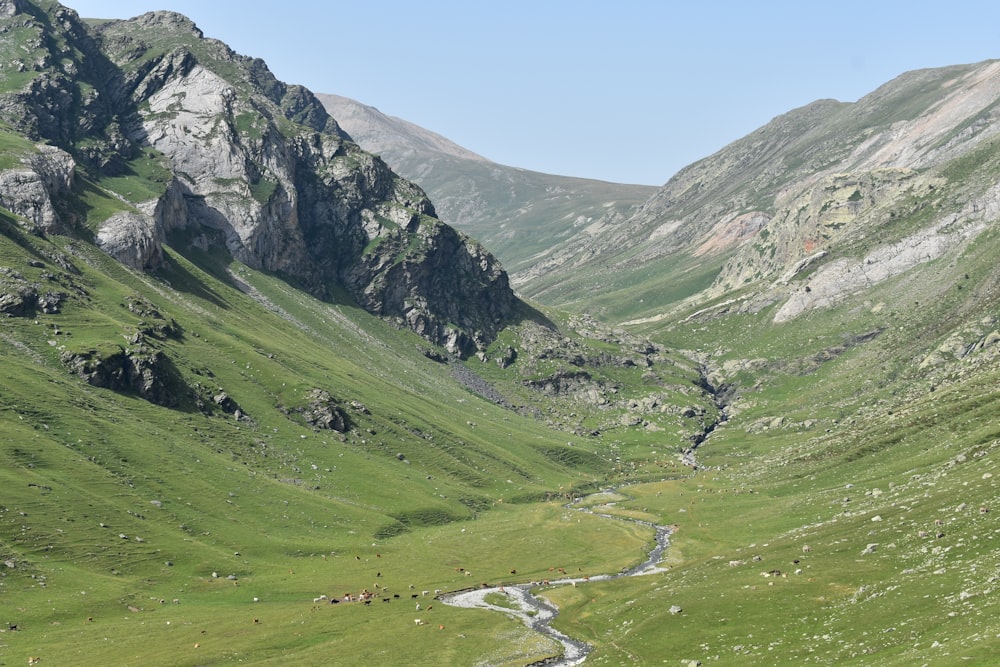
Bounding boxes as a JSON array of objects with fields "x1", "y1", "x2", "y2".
[
  {"x1": 317, "y1": 93, "x2": 657, "y2": 281},
  {"x1": 0, "y1": 0, "x2": 516, "y2": 357},
  {"x1": 519, "y1": 61, "x2": 1000, "y2": 324},
  {"x1": 3, "y1": 1, "x2": 1000, "y2": 664}
]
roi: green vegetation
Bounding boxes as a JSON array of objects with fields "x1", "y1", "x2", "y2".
[{"x1": 2, "y1": 4, "x2": 999, "y2": 665}]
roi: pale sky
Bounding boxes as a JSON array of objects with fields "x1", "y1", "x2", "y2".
[{"x1": 66, "y1": 1, "x2": 1000, "y2": 185}]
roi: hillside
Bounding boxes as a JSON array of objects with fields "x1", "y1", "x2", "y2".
[
  {"x1": 2, "y1": 2, "x2": 999, "y2": 665},
  {"x1": 520, "y1": 61, "x2": 1000, "y2": 326},
  {"x1": 317, "y1": 93, "x2": 657, "y2": 280}
]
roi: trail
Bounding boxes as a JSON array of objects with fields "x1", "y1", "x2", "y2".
[{"x1": 440, "y1": 493, "x2": 675, "y2": 666}]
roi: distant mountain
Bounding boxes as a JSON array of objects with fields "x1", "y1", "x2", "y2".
[
  {"x1": 516, "y1": 61, "x2": 1000, "y2": 324},
  {"x1": 317, "y1": 93, "x2": 657, "y2": 282}
]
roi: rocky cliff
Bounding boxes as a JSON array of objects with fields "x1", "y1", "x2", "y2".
[{"x1": 0, "y1": 0, "x2": 516, "y2": 355}]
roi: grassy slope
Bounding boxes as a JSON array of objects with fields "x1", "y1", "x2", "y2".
[
  {"x1": 0, "y1": 209, "x2": 665, "y2": 665},
  {"x1": 538, "y1": 223, "x2": 1000, "y2": 664}
]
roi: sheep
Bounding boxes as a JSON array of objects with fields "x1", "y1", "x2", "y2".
[
  {"x1": 414, "y1": 618, "x2": 423, "y2": 626},
  {"x1": 802, "y1": 545, "x2": 812, "y2": 553},
  {"x1": 313, "y1": 595, "x2": 328, "y2": 603}
]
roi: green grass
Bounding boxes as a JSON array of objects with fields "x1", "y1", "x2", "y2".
[{"x1": 0, "y1": 220, "x2": 668, "y2": 665}]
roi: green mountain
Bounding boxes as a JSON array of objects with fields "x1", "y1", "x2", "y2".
[
  {"x1": 317, "y1": 93, "x2": 657, "y2": 282},
  {"x1": 2, "y1": 2, "x2": 999, "y2": 665}
]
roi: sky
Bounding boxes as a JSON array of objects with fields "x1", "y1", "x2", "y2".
[{"x1": 65, "y1": 1, "x2": 1000, "y2": 186}]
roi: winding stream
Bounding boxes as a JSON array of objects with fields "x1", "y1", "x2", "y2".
[
  {"x1": 440, "y1": 494, "x2": 675, "y2": 666},
  {"x1": 441, "y1": 362, "x2": 725, "y2": 665}
]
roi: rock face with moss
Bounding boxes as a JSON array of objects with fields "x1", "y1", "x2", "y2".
[{"x1": 0, "y1": 1, "x2": 516, "y2": 355}]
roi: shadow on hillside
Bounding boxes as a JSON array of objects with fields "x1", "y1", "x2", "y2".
[
  {"x1": 157, "y1": 242, "x2": 231, "y2": 309},
  {"x1": 510, "y1": 299, "x2": 559, "y2": 332}
]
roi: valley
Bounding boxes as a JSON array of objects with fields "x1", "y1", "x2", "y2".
[{"x1": 1, "y1": 2, "x2": 999, "y2": 665}]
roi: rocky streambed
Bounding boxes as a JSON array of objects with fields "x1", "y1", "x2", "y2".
[{"x1": 440, "y1": 494, "x2": 675, "y2": 666}]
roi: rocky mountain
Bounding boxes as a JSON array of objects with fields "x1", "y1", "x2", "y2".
[
  {"x1": 0, "y1": 0, "x2": 515, "y2": 356},
  {"x1": 317, "y1": 93, "x2": 657, "y2": 282},
  {"x1": 518, "y1": 60, "x2": 1000, "y2": 325}
]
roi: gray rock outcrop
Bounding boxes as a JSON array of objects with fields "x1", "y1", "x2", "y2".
[{"x1": 0, "y1": 145, "x2": 75, "y2": 233}]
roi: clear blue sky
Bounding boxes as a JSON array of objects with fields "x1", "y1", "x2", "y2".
[{"x1": 67, "y1": 1, "x2": 1000, "y2": 185}]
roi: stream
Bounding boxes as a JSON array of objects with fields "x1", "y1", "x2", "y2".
[
  {"x1": 440, "y1": 362, "x2": 726, "y2": 665},
  {"x1": 440, "y1": 495, "x2": 675, "y2": 666}
]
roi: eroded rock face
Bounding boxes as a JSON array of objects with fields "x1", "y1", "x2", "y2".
[
  {"x1": 0, "y1": 146, "x2": 75, "y2": 234},
  {"x1": 96, "y1": 211, "x2": 164, "y2": 271}
]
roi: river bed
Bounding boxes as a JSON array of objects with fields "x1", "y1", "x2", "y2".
[{"x1": 440, "y1": 493, "x2": 674, "y2": 666}]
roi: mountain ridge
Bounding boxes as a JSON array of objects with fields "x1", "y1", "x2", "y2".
[{"x1": 318, "y1": 92, "x2": 658, "y2": 279}]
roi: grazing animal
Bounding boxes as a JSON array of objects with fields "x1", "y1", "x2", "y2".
[
  {"x1": 29, "y1": 658, "x2": 40, "y2": 666},
  {"x1": 313, "y1": 595, "x2": 327, "y2": 603},
  {"x1": 414, "y1": 618, "x2": 423, "y2": 626}
]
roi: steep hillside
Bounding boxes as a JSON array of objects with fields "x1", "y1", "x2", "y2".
[
  {"x1": 0, "y1": 0, "x2": 516, "y2": 356},
  {"x1": 522, "y1": 61, "x2": 1000, "y2": 327},
  {"x1": 318, "y1": 93, "x2": 657, "y2": 280}
]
